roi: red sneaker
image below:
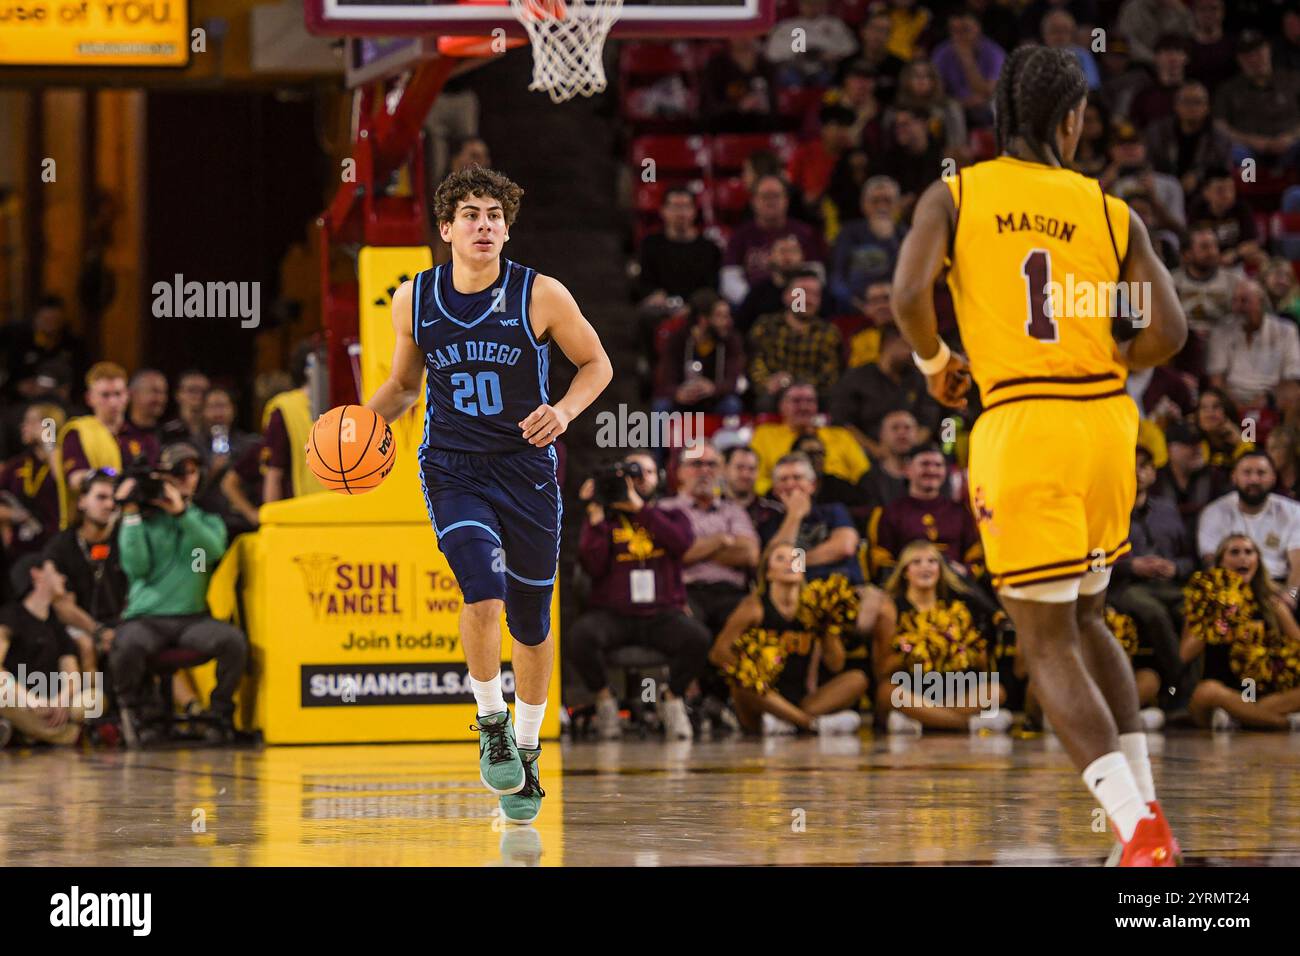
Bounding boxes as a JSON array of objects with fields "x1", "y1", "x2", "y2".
[
  {"x1": 1148, "y1": 800, "x2": 1182, "y2": 864},
  {"x1": 1116, "y1": 814, "x2": 1177, "y2": 867}
]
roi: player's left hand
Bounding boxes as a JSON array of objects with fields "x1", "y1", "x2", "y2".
[
  {"x1": 924, "y1": 352, "x2": 972, "y2": 410},
  {"x1": 519, "y1": 404, "x2": 570, "y2": 447}
]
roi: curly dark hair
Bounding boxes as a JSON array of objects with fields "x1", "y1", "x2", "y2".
[{"x1": 432, "y1": 164, "x2": 524, "y2": 227}]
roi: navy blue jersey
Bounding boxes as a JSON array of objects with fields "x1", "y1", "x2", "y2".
[{"x1": 413, "y1": 257, "x2": 551, "y2": 456}]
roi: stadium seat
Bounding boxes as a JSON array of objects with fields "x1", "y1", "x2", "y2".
[
  {"x1": 630, "y1": 134, "x2": 711, "y2": 178},
  {"x1": 711, "y1": 132, "x2": 795, "y2": 175},
  {"x1": 776, "y1": 86, "x2": 827, "y2": 125},
  {"x1": 708, "y1": 176, "x2": 752, "y2": 221},
  {"x1": 969, "y1": 127, "x2": 997, "y2": 161},
  {"x1": 620, "y1": 40, "x2": 697, "y2": 80}
]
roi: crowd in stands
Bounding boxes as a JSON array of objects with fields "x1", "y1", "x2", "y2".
[
  {"x1": 0, "y1": 307, "x2": 332, "y2": 749},
  {"x1": 599, "y1": 0, "x2": 1300, "y2": 739}
]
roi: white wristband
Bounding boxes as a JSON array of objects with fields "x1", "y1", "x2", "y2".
[{"x1": 913, "y1": 340, "x2": 951, "y2": 376}]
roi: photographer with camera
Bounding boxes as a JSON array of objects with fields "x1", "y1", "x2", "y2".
[
  {"x1": 571, "y1": 450, "x2": 711, "y2": 741},
  {"x1": 110, "y1": 442, "x2": 247, "y2": 744}
]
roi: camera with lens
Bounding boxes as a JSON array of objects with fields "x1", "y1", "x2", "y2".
[
  {"x1": 592, "y1": 459, "x2": 644, "y2": 507},
  {"x1": 120, "y1": 455, "x2": 166, "y2": 506}
]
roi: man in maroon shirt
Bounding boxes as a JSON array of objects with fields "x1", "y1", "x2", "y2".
[
  {"x1": 570, "y1": 451, "x2": 709, "y2": 741},
  {"x1": 0, "y1": 402, "x2": 65, "y2": 563},
  {"x1": 868, "y1": 442, "x2": 982, "y2": 580},
  {"x1": 59, "y1": 362, "x2": 160, "y2": 499},
  {"x1": 721, "y1": 174, "x2": 826, "y2": 306}
]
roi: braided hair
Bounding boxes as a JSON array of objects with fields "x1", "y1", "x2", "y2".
[{"x1": 993, "y1": 45, "x2": 1088, "y2": 166}]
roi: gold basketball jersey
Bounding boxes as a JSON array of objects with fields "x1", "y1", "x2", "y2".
[{"x1": 944, "y1": 156, "x2": 1132, "y2": 411}]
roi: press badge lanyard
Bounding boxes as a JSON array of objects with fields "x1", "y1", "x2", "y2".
[{"x1": 617, "y1": 514, "x2": 655, "y2": 605}]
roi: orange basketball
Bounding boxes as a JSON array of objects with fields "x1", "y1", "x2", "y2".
[{"x1": 306, "y1": 405, "x2": 396, "y2": 494}]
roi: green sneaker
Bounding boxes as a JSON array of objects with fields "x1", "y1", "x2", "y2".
[
  {"x1": 473, "y1": 712, "x2": 525, "y2": 795},
  {"x1": 499, "y1": 746, "x2": 545, "y2": 824}
]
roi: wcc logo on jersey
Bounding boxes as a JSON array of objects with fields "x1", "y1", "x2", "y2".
[{"x1": 293, "y1": 553, "x2": 405, "y2": 620}]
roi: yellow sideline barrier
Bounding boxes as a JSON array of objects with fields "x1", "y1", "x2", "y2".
[{"x1": 192, "y1": 246, "x2": 561, "y2": 743}]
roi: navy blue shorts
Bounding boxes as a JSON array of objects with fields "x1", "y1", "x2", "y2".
[{"x1": 419, "y1": 446, "x2": 561, "y2": 590}]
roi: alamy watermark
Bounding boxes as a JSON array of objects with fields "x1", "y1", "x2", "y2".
[
  {"x1": 151, "y1": 274, "x2": 260, "y2": 328},
  {"x1": 0, "y1": 666, "x2": 104, "y2": 718},
  {"x1": 594, "y1": 404, "x2": 704, "y2": 450},
  {"x1": 890, "y1": 666, "x2": 1000, "y2": 717}
]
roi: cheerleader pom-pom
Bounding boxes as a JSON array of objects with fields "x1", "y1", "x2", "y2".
[{"x1": 1183, "y1": 568, "x2": 1255, "y2": 645}]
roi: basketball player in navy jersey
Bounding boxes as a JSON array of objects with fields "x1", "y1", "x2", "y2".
[{"x1": 367, "y1": 166, "x2": 612, "y2": 824}]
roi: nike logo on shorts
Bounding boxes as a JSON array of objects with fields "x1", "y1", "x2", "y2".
[{"x1": 534, "y1": 481, "x2": 548, "y2": 491}]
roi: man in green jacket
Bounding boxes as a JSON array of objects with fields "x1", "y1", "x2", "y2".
[{"x1": 111, "y1": 443, "x2": 246, "y2": 743}]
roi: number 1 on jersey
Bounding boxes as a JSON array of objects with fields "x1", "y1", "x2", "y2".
[{"x1": 1021, "y1": 248, "x2": 1058, "y2": 342}]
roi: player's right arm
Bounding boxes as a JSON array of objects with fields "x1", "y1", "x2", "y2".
[
  {"x1": 1118, "y1": 209, "x2": 1187, "y2": 370},
  {"x1": 366, "y1": 280, "x2": 425, "y2": 424}
]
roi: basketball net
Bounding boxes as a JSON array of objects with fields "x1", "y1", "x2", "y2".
[{"x1": 509, "y1": 0, "x2": 624, "y2": 103}]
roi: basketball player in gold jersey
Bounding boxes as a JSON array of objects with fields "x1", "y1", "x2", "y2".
[{"x1": 892, "y1": 46, "x2": 1187, "y2": 866}]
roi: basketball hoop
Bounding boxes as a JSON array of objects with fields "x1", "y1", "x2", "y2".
[{"x1": 510, "y1": 0, "x2": 624, "y2": 103}]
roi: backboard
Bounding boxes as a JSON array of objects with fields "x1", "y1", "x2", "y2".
[{"x1": 308, "y1": 0, "x2": 775, "y2": 39}]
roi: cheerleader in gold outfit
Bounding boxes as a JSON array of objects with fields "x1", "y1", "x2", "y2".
[
  {"x1": 709, "y1": 544, "x2": 867, "y2": 735},
  {"x1": 1181, "y1": 535, "x2": 1300, "y2": 731}
]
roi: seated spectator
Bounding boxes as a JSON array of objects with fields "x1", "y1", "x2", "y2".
[
  {"x1": 0, "y1": 294, "x2": 87, "y2": 405},
  {"x1": 1214, "y1": 30, "x2": 1300, "y2": 173},
  {"x1": 653, "y1": 290, "x2": 745, "y2": 417},
  {"x1": 1, "y1": 402, "x2": 65, "y2": 563},
  {"x1": 826, "y1": 60, "x2": 886, "y2": 153},
  {"x1": 1127, "y1": 34, "x2": 1190, "y2": 128},
  {"x1": 110, "y1": 442, "x2": 247, "y2": 744},
  {"x1": 160, "y1": 369, "x2": 211, "y2": 450},
  {"x1": 1195, "y1": 386, "x2": 1255, "y2": 474},
  {"x1": 572, "y1": 452, "x2": 707, "y2": 741},
  {"x1": 709, "y1": 542, "x2": 866, "y2": 736},
  {"x1": 787, "y1": 104, "x2": 857, "y2": 215},
  {"x1": 54, "y1": 362, "x2": 160, "y2": 531},
  {"x1": 1041, "y1": 7, "x2": 1101, "y2": 90},
  {"x1": 830, "y1": 324, "x2": 943, "y2": 451},
  {"x1": 747, "y1": 274, "x2": 842, "y2": 410},
  {"x1": 792, "y1": 430, "x2": 873, "y2": 524},
  {"x1": 873, "y1": 540, "x2": 1007, "y2": 735},
  {"x1": 721, "y1": 445, "x2": 783, "y2": 532},
  {"x1": 1103, "y1": 121, "x2": 1186, "y2": 233},
  {"x1": 851, "y1": 8, "x2": 906, "y2": 104},
  {"x1": 1172, "y1": 225, "x2": 1241, "y2": 345},
  {"x1": 1207, "y1": 279, "x2": 1300, "y2": 412},
  {"x1": 822, "y1": 147, "x2": 871, "y2": 238},
  {"x1": 701, "y1": 35, "x2": 777, "y2": 133},
  {"x1": 734, "y1": 234, "x2": 810, "y2": 335},
  {"x1": 1267, "y1": 423, "x2": 1300, "y2": 499},
  {"x1": 1117, "y1": 0, "x2": 1194, "y2": 65},
  {"x1": 195, "y1": 387, "x2": 262, "y2": 537},
  {"x1": 1098, "y1": 33, "x2": 1151, "y2": 120},
  {"x1": 1187, "y1": 0, "x2": 1237, "y2": 91},
  {"x1": 262, "y1": 342, "x2": 327, "y2": 502},
  {"x1": 1071, "y1": 95, "x2": 1113, "y2": 179},
  {"x1": 0, "y1": 555, "x2": 97, "y2": 747},
  {"x1": 868, "y1": 442, "x2": 982, "y2": 580},
  {"x1": 842, "y1": 279, "x2": 898, "y2": 370},
  {"x1": 751, "y1": 382, "x2": 867, "y2": 496},
  {"x1": 1181, "y1": 534, "x2": 1300, "y2": 730},
  {"x1": 127, "y1": 369, "x2": 170, "y2": 444},
  {"x1": 889, "y1": 59, "x2": 967, "y2": 159},
  {"x1": 764, "y1": 0, "x2": 858, "y2": 88},
  {"x1": 721, "y1": 174, "x2": 826, "y2": 306},
  {"x1": 1197, "y1": 451, "x2": 1300, "y2": 595},
  {"x1": 1262, "y1": 257, "x2": 1300, "y2": 324},
  {"x1": 827, "y1": 177, "x2": 906, "y2": 316},
  {"x1": 43, "y1": 470, "x2": 127, "y2": 673},
  {"x1": 740, "y1": 149, "x2": 813, "y2": 223},
  {"x1": 1110, "y1": 446, "x2": 1198, "y2": 708},
  {"x1": 758, "y1": 452, "x2": 863, "y2": 586},
  {"x1": 1153, "y1": 421, "x2": 1230, "y2": 531},
  {"x1": 930, "y1": 6, "x2": 1005, "y2": 126},
  {"x1": 634, "y1": 187, "x2": 720, "y2": 307},
  {"x1": 1186, "y1": 170, "x2": 1264, "y2": 270},
  {"x1": 860, "y1": 407, "x2": 918, "y2": 511},
  {"x1": 660, "y1": 443, "x2": 759, "y2": 637},
  {"x1": 1144, "y1": 82, "x2": 1232, "y2": 198},
  {"x1": 869, "y1": 108, "x2": 946, "y2": 222}
]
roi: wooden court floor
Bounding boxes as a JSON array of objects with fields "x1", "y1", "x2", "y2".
[{"x1": 2, "y1": 732, "x2": 1298, "y2": 866}]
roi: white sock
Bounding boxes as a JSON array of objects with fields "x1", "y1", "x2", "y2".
[
  {"x1": 471, "y1": 672, "x2": 507, "y2": 717},
  {"x1": 514, "y1": 698, "x2": 546, "y2": 750},
  {"x1": 1119, "y1": 731, "x2": 1157, "y2": 804},
  {"x1": 1083, "y1": 751, "x2": 1154, "y2": 842}
]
